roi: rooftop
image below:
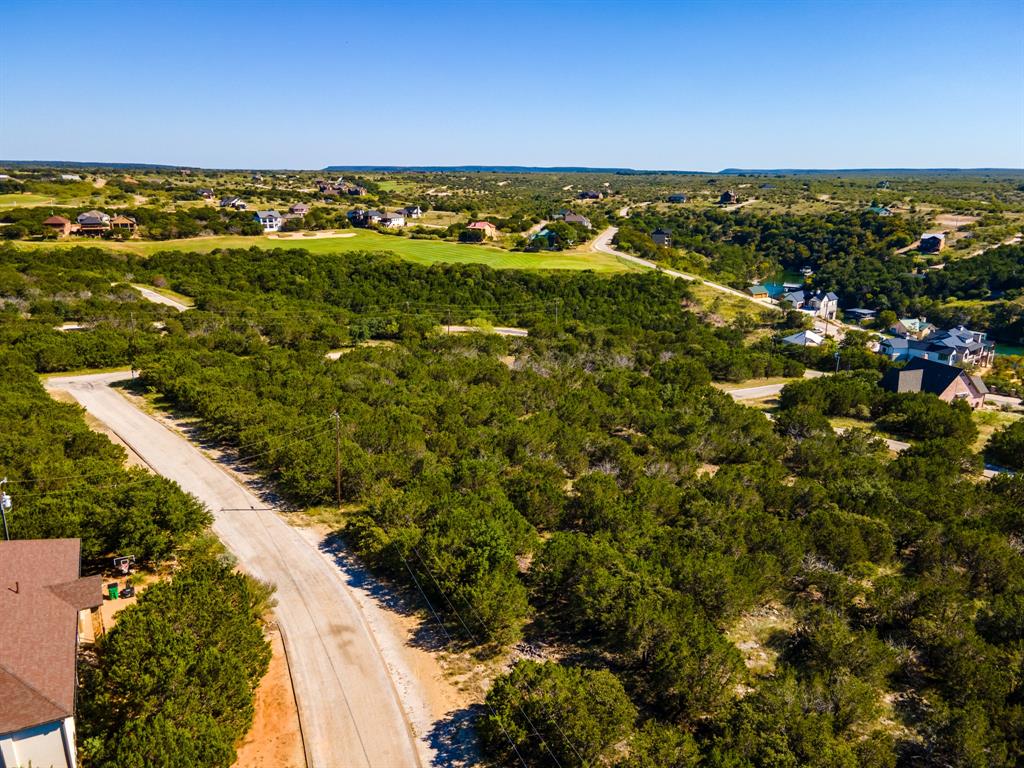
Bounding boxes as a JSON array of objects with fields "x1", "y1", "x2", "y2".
[{"x1": 0, "y1": 539, "x2": 102, "y2": 735}]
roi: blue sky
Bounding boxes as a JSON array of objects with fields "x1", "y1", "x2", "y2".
[{"x1": 1, "y1": 0, "x2": 1022, "y2": 170}]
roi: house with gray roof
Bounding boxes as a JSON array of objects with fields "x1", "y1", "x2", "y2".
[{"x1": 880, "y1": 357, "x2": 987, "y2": 408}]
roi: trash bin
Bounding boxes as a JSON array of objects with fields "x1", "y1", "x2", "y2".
[{"x1": 107, "y1": 582, "x2": 119, "y2": 600}]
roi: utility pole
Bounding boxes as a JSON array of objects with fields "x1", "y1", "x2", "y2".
[
  {"x1": 129, "y1": 311, "x2": 137, "y2": 379},
  {"x1": 554, "y1": 299, "x2": 560, "y2": 328},
  {"x1": 332, "y1": 411, "x2": 341, "y2": 507},
  {"x1": 447, "y1": 309, "x2": 452, "y2": 335},
  {"x1": 1, "y1": 478, "x2": 11, "y2": 541}
]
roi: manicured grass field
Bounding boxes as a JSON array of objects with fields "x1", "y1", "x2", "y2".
[
  {"x1": 0, "y1": 193, "x2": 56, "y2": 208},
  {"x1": 14, "y1": 230, "x2": 630, "y2": 272}
]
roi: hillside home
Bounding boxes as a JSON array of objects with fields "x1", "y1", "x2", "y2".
[
  {"x1": 255, "y1": 210, "x2": 283, "y2": 232},
  {"x1": 0, "y1": 539, "x2": 103, "y2": 768},
  {"x1": 667, "y1": 194, "x2": 688, "y2": 203},
  {"x1": 781, "y1": 329, "x2": 824, "y2": 347},
  {"x1": 43, "y1": 215, "x2": 71, "y2": 237},
  {"x1": 891, "y1": 317, "x2": 935, "y2": 339},
  {"x1": 880, "y1": 326, "x2": 994, "y2": 367},
  {"x1": 379, "y1": 211, "x2": 405, "y2": 228},
  {"x1": 845, "y1": 308, "x2": 877, "y2": 323},
  {"x1": 364, "y1": 209, "x2": 384, "y2": 224},
  {"x1": 399, "y1": 206, "x2": 423, "y2": 218},
  {"x1": 652, "y1": 227, "x2": 672, "y2": 246},
  {"x1": 577, "y1": 190, "x2": 603, "y2": 200},
  {"x1": 747, "y1": 284, "x2": 770, "y2": 299},
  {"x1": 529, "y1": 228, "x2": 558, "y2": 250},
  {"x1": 220, "y1": 196, "x2": 246, "y2": 210},
  {"x1": 780, "y1": 289, "x2": 839, "y2": 319},
  {"x1": 289, "y1": 203, "x2": 310, "y2": 216},
  {"x1": 110, "y1": 214, "x2": 136, "y2": 233},
  {"x1": 719, "y1": 190, "x2": 738, "y2": 205},
  {"x1": 867, "y1": 205, "x2": 893, "y2": 216},
  {"x1": 197, "y1": 188, "x2": 215, "y2": 200},
  {"x1": 879, "y1": 357, "x2": 987, "y2": 408},
  {"x1": 563, "y1": 212, "x2": 592, "y2": 229},
  {"x1": 59, "y1": 174, "x2": 81, "y2": 182},
  {"x1": 467, "y1": 221, "x2": 499, "y2": 239},
  {"x1": 75, "y1": 210, "x2": 110, "y2": 234},
  {"x1": 347, "y1": 186, "x2": 368, "y2": 196},
  {"x1": 919, "y1": 233, "x2": 946, "y2": 253}
]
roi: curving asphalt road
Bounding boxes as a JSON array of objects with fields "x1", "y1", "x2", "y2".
[{"x1": 45, "y1": 371, "x2": 421, "y2": 768}]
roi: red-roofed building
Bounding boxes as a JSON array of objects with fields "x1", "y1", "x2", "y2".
[
  {"x1": 43, "y1": 215, "x2": 72, "y2": 237},
  {"x1": 0, "y1": 539, "x2": 103, "y2": 768},
  {"x1": 467, "y1": 221, "x2": 499, "y2": 239}
]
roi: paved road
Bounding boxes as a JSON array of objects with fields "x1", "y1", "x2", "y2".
[
  {"x1": 45, "y1": 372, "x2": 421, "y2": 768},
  {"x1": 443, "y1": 324, "x2": 529, "y2": 337},
  {"x1": 591, "y1": 227, "x2": 782, "y2": 311},
  {"x1": 131, "y1": 284, "x2": 191, "y2": 312},
  {"x1": 725, "y1": 371, "x2": 826, "y2": 401}
]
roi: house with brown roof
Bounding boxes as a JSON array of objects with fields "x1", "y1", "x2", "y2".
[
  {"x1": 289, "y1": 203, "x2": 310, "y2": 216},
  {"x1": 110, "y1": 214, "x2": 136, "y2": 234},
  {"x1": 0, "y1": 538, "x2": 102, "y2": 768},
  {"x1": 719, "y1": 190, "x2": 738, "y2": 205},
  {"x1": 43, "y1": 215, "x2": 72, "y2": 237}
]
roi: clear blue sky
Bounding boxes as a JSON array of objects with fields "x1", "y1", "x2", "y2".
[{"x1": 1, "y1": 0, "x2": 1022, "y2": 170}]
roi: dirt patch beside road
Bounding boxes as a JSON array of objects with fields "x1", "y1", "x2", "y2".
[{"x1": 233, "y1": 625, "x2": 305, "y2": 768}]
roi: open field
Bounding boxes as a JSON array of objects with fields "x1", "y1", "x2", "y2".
[
  {"x1": 0, "y1": 192, "x2": 57, "y2": 208},
  {"x1": 14, "y1": 229, "x2": 629, "y2": 271}
]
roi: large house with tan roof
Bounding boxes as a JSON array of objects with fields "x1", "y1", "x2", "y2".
[{"x1": 0, "y1": 538, "x2": 102, "y2": 768}]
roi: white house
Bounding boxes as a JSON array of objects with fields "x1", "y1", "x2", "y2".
[
  {"x1": 399, "y1": 206, "x2": 422, "y2": 219},
  {"x1": 379, "y1": 211, "x2": 406, "y2": 228},
  {"x1": 255, "y1": 210, "x2": 283, "y2": 232},
  {"x1": 781, "y1": 289, "x2": 839, "y2": 320},
  {"x1": 0, "y1": 539, "x2": 102, "y2": 768},
  {"x1": 781, "y1": 329, "x2": 825, "y2": 347}
]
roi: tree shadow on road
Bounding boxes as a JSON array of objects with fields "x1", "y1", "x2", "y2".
[
  {"x1": 318, "y1": 533, "x2": 455, "y2": 653},
  {"x1": 426, "y1": 705, "x2": 483, "y2": 768}
]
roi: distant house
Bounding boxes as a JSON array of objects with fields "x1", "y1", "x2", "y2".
[
  {"x1": 59, "y1": 173, "x2": 81, "y2": 182},
  {"x1": 652, "y1": 227, "x2": 671, "y2": 246},
  {"x1": 197, "y1": 188, "x2": 215, "y2": 200},
  {"x1": 563, "y1": 212, "x2": 592, "y2": 229},
  {"x1": 719, "y1": 190, "x2": 738, "y2": 205},
  {"x1": 577, "y1": 190, "x2": 603, "y2": 200},
  {"x1": 467, "y1": 221, "x2": 499, "y2": 239},
  {"x1": 220, "y1": 196, "x2": 246, "y2": 210},
  {"x1": 42, "y1": 215, "x2": 71, "y2": 237},
  {"x1": 75, "y1": 210, "x2": 110, "y2": 234},
  {"x1": 399, "y1": 205, "x2": 423, "y2": 218},
  {"x1": 110, "y1": 214, "x2": 137, "y2": 233},
  {"x1": 347, "y1": 185, "x2": 368, "y2": 196},
  {"x1": 289, "y1": 203, "x2": 310, "y2": 216},
  {"x1": 379, "y1": 211, "x2": 405, "y2": 228},
  {"x1": 667, "y1": 194, "x2": 688, "y2": 203},
  {"x1": 891, "y1": 317, "x2": 935, "y2": 340},
  {"x1": 781, "y1": 329, "x2": 825, "y2": 347},
  {"x1": 747, "y1": 284, "x2": 770, "y2": 299},
  {"x1": 879, "y1": 357, "x2": 987, "y2": 409},
  {"x1": 880, "y1": 325, "x2": 994, "y2": 367},
  {"x1": 346, "y1": 209, "x2": 368, "y2": 226},
  {"x1": 255, "y1": 210, "x2": 283, "y2": 232},
  {"x1": 919, "y1": 233, "x2": 946, "y2": 253},
  {"x1": 529, "y1": 228, "x2": 558, "y2": 249},
  {"x1": 364, "y1": 209, "x2": 384, "y2": 224},
  {"x1": 867, "y1": 205, "x2": 893, "y2": 216},
  {"x1": 845, "y1": 308, "x2": 877, "y2": 323},
  {"x1": 0, "y1": 538, "x2": 103, "y2": 768},
  {"x1": 780, "y1": 289, "x2": 839, "y2": 319}
]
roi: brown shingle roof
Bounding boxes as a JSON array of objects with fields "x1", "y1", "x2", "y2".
[
  {"x1": 43, "y1": 215, "x2": 71, "y2": 225},
  {"x1": 0, "y1": 539, "x2": 101, "y2": 735}
]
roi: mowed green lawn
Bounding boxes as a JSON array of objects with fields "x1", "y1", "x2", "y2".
[
  {"x1": 0, "y1": 193, "x2": 57, "y2": 208},
  {"x1": 14, "y1": 229, "x2": 631, "y2": 272}
]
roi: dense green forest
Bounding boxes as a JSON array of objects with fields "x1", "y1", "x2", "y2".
[
  {"x1": 0, "y1": 244, "x2": 1021, "y2": 767},
  {"x1": 0, "y1": 363, "x2": 207, "y2": 561}
]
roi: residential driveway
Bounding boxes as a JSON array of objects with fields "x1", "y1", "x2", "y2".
[
  {"x1": 726, "y1": 371, "x2": 826, "y2": 400},
  {"x1": 45, "y1": 372, "x2": 422, "y2": 768}
]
